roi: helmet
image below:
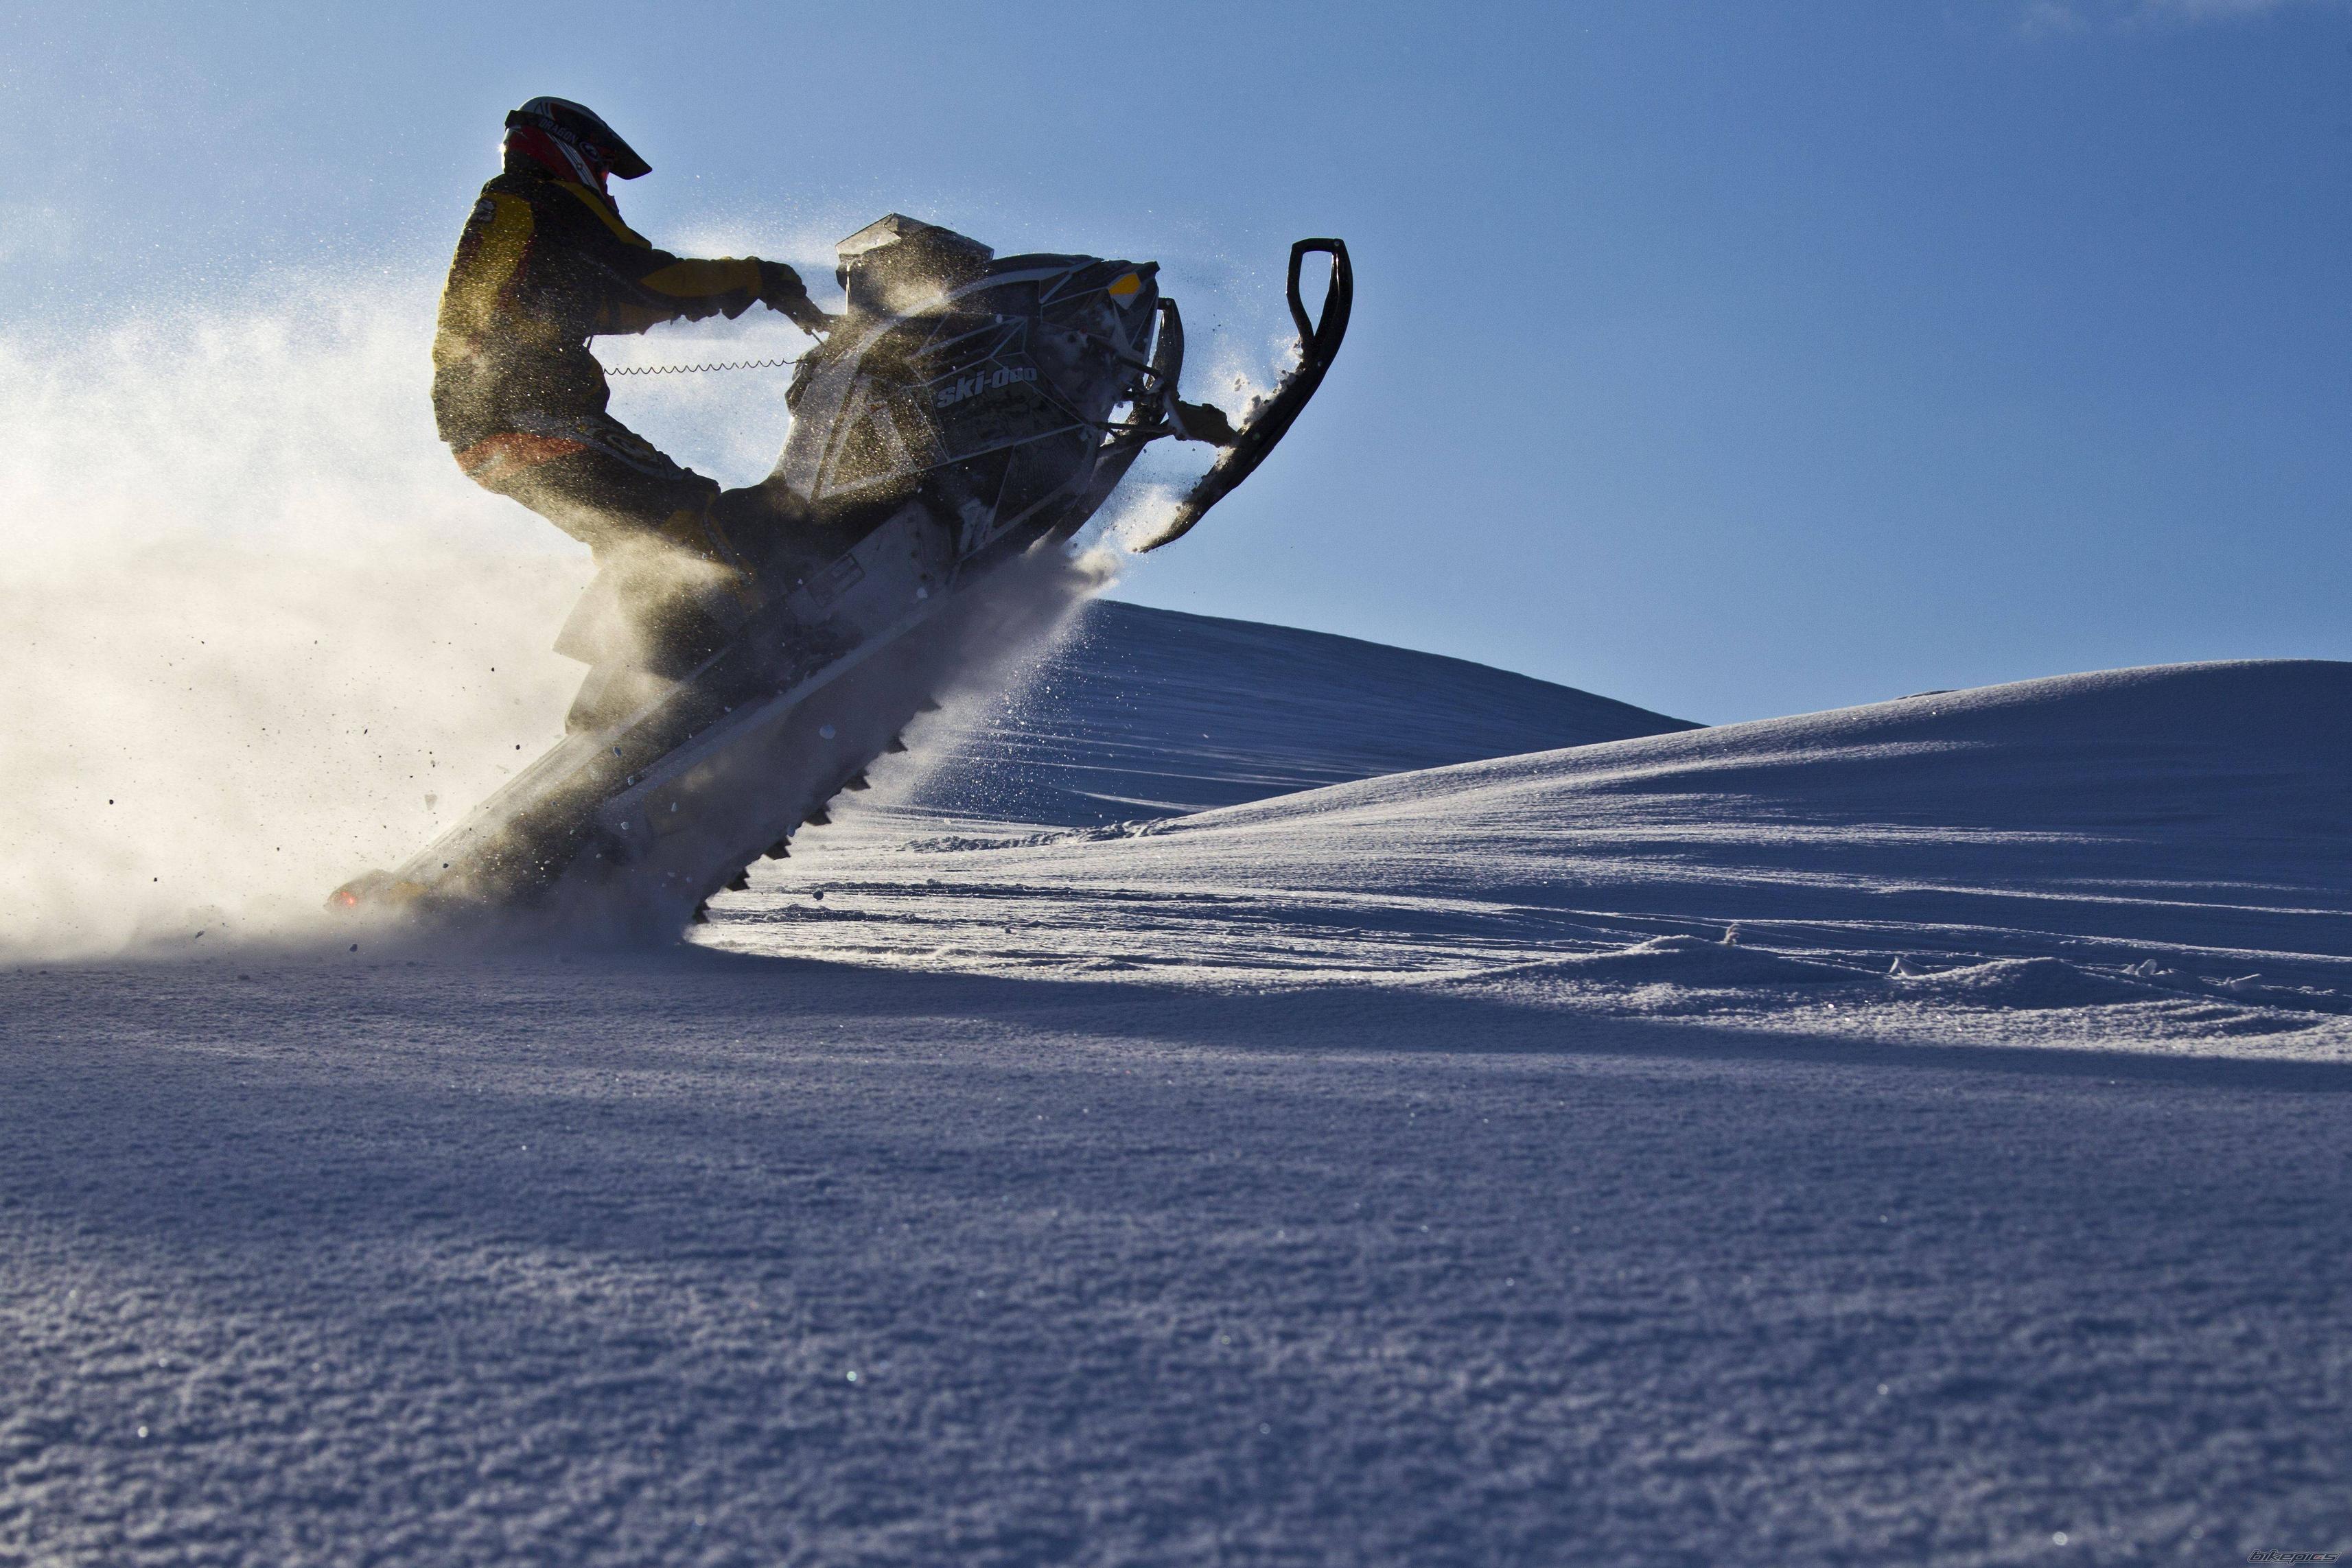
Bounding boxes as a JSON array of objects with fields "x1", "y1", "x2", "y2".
[{"x1": 502, "y1": 97, "x2": 651, "y2": 193}]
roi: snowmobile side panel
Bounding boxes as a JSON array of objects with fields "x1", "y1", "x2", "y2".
[{"x1": 780, "y1": 500, "x2": 957, "y2": 633}]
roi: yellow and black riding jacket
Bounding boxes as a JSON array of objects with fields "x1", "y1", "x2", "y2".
[{"x1": 432, "y1": 162, "x2": 792, "y2": 451}]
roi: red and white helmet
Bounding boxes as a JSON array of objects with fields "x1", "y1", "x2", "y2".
[{"x1": 502, "y1": 97, "x2": 651, "y2": 194}]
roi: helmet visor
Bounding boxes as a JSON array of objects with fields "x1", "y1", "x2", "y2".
[{"x1": 504, "y1": 98, "x2": 651, "y2": 180}]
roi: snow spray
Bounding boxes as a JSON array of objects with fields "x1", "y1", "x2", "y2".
[
  {"x1": 0, "y1": 282, "x2": 609, "y2": 958},
  {"x1": 832, "y1": 491, "x2": 1169, "y2": 824},
  {"x1": 0, "y1": 238, "x2": 1285, "y2": 959},
  {"x1": 0, "y1": 284, "x2": 1118, "y2": 957}
]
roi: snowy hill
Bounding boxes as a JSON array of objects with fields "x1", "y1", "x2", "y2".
[
  {"x1": 8, "y1": 658, "x2": 2351, "y2": 1565},
  {"x1": 900, "y1": 600, "x2": 1698, "y2": 824},
  {"x1": 756, "y1": 658, "x2": 2352, "y2": 1046}
]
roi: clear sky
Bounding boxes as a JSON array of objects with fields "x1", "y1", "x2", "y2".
[{"x1": 3, "y1": 0, "x2": 2344, "y2": 722}]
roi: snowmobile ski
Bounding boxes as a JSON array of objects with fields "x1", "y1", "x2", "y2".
[{"x1": 1133, "y1": 238, "x2": 1353, "y2": 553}]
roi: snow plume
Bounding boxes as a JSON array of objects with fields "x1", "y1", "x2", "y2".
[
  {"x1": 0, "y1": 281, "x2": 595, "y2": 959},
  {"x1": 842, "y1": 526, "x2": 1137, "y2": 825},
  {"x1": 0, "y1": 277, "x2": 1154, "y2": 955},
  {"x1": 0, "y1": 246, "x2": 1281, "y2": 955}
]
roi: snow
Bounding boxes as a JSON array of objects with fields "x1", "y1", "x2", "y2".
[
  {"x1": 903, "y1": 599, "x2": 1698, "y2": 824},
  {"x1": 750, "y1": 656, "x2": 2352, "y2": 1056},
  {"x1": 4, "y1": 633, "x2": 2350, "y2": 1564}
]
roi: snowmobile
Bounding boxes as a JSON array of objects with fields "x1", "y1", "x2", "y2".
[{"x1": 332, "y1": 216, "x2": 1351, "y2": 935}]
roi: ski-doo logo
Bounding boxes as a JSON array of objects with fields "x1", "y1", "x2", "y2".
[{"x1": 934, "y1": 366, "x2": 1036, "y2": 408}]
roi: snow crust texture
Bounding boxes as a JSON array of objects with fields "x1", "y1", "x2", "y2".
[{"x1": 4, "y1": 657, "x2": 2349, "y2": 1564}]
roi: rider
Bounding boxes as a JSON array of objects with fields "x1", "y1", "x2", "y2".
[{"x1": 433, "y1": 97, "x2": 831, "y2": 571}]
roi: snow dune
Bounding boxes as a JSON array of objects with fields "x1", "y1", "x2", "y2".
[
  {"x1": 744, "y1": 659, "x2": 2352, "y2": 1054},
  {"x1": 901, "y1": 599, "x2": 1699, "y2": 824}
]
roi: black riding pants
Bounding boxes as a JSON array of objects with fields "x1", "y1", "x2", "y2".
[{"x1": 452, "y1": 410, "x2": 733, "y2": 562}]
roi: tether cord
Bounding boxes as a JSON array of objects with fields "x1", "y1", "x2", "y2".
[{"x1": 596, "y1": 355, "x2": 803, "y2": 376}]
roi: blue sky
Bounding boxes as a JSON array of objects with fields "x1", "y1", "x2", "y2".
[{"x1": 3, "y1": 0, "x2": 2344, "y2": 721}]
